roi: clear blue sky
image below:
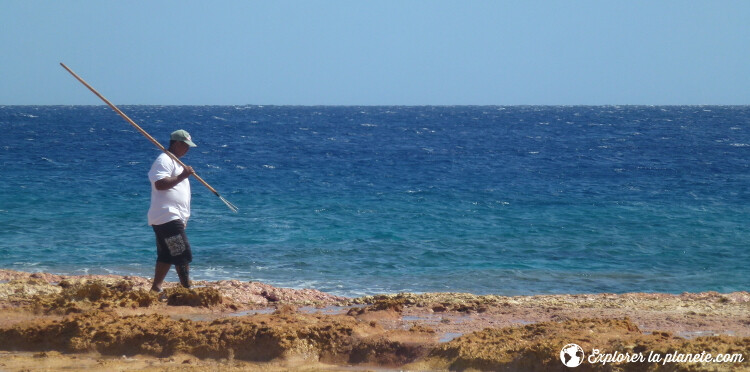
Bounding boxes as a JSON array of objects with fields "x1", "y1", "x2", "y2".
[{"x1": 1, "y1": 1, "x2": 749, "y2": 105}]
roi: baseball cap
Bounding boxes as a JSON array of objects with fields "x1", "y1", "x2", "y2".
[{"x1": 171, "y1": 129, "x2": 197, "y2": 147}]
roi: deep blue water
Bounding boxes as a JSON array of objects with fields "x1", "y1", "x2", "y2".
[{"x1": 1, "y1": 105, "x2": 749, "y2": 296}]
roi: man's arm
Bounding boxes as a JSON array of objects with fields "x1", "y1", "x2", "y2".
[{"x1": 154, "y1": 166, "x2": 195, "y2": 190}]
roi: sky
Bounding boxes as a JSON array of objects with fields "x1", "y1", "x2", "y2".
[{"x1": 1, "y1": 1, "x2": 749, "y2": 105}]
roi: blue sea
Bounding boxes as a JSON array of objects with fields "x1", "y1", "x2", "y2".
[{"x1": 1, "y1": 106, "x2": 748, "y2": 297}]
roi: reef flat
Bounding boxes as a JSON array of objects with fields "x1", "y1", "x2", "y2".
[{"x1": 0, "y1": 270, "x2": 747, "y2": 371}]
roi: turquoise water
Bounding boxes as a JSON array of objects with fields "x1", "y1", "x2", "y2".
[{"x1": 1, "y1": 105, "x2": 748, "y2": 296}]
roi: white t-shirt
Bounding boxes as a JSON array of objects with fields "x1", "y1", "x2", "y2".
[{"x1": 148, "y1": 153, "x2": 191, "y2": 226}]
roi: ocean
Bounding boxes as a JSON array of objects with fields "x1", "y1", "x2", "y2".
[{"x1": 1, "y1": 105, "x2": 748, "y2": 297}]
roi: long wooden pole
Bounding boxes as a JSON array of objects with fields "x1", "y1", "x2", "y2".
[{"x1": 60, "y1": 62, "x2": 238, "y2": 213}]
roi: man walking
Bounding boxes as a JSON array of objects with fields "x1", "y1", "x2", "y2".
[{"x1": 148, "y1": 129, "x2": 197, "y2": 292}]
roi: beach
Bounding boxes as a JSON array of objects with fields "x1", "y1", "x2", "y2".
[{"x1": 0, "y1": 269, "x2": 747, "y2": 371}]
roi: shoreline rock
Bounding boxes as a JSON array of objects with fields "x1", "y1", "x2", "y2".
[{"x1": 0, "y1": 269, "x2": 747, "y2": 371}]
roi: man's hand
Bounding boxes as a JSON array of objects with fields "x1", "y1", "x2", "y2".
[
  {"x1": 155, "y1": 166, "x2": 195, "y2": 190},
  {"x1": 180, "y1": 166, "x2": 195, "y2": 180}
]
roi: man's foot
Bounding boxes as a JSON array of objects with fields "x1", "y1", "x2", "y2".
[{"x1": 150, "y1": 285, "x2": 162, "y2": 293}]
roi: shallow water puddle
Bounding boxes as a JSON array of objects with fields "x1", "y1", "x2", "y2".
[
  {"x1": 228, "y1": 308, "x2": 275, "y2": 317},
  {"x1": 297, "y1": 304, "x2": 366, "y2": 315},
  {"x1": 676, "y1": 330, "x2": 734, "y2": 339},
  {"x1": 439, "y1": 332, "x2": 463, "y2": 343},
  {"x1": 402, "y1": 312, "x2": 474, "y2": 324}
]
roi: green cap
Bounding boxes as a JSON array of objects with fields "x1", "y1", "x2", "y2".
[{"x1": 171, "y1": 129, "x2": 197, "y2": 147}]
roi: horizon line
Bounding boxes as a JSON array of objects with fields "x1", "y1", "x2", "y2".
[{"x1": 2, "y1": 103, "x2": 749, "y2": 107}]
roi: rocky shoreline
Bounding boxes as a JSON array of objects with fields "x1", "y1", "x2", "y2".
[{"x1": 0, "y1": 269, "x2": 747, "y2": 371}]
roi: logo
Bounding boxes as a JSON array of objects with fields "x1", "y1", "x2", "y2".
[{"x1": 560, "y1": 343, "x2": 585, "y2": 367}]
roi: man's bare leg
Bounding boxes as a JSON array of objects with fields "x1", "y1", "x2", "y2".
[
  {"x1": 151, "y1": 261, "x2": 171, "y2": 292},
  {"x1": 175, "y1": 263, "x2": 191, "y2": 288}
]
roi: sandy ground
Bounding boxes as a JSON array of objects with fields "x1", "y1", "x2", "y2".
[{"x1": 0, "y1": 269, "x2": 747, "y2": 371}]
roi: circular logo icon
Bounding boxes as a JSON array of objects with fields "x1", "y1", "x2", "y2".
[{"x1": 560, "y1": 343, "x2": 585, "y2": 367}]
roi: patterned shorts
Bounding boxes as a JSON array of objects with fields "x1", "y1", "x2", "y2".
[{"x1": 152, "y1": 219, "x2": 193, "y2": 265}]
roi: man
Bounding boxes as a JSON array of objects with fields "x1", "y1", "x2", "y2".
[{"x1": 148, "y1": 129, "x2": 197, "y2": 292}]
